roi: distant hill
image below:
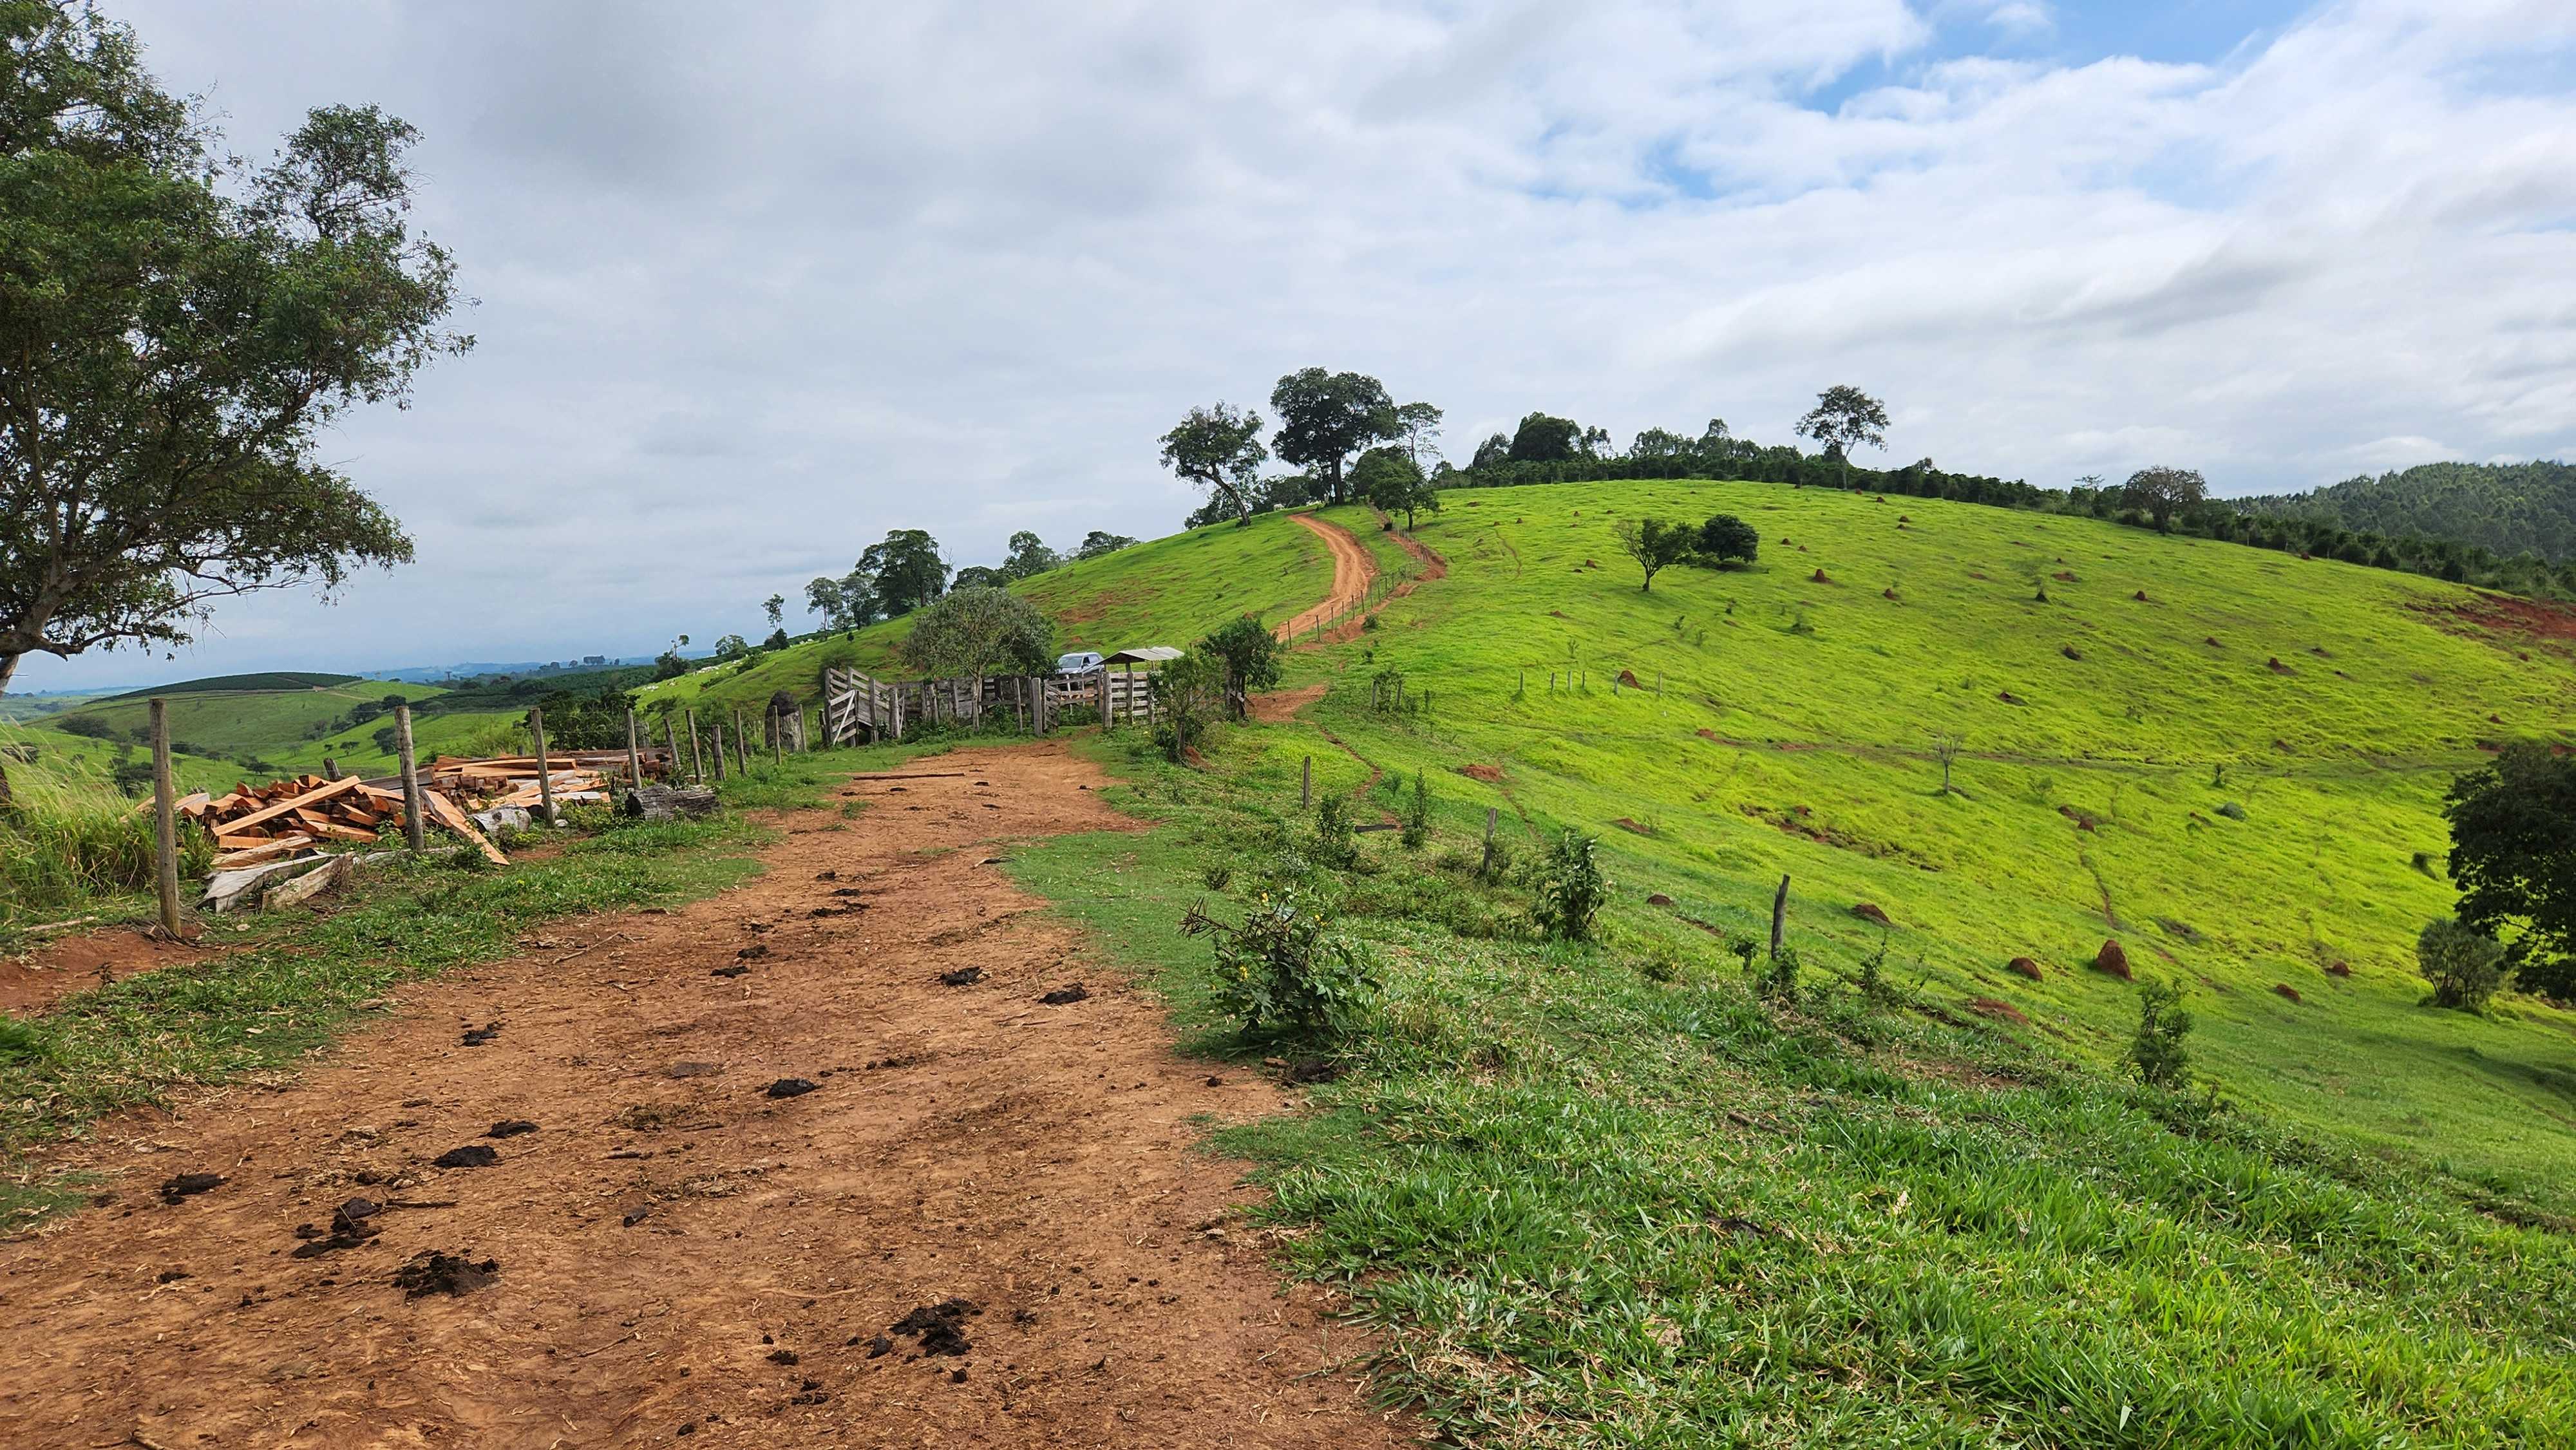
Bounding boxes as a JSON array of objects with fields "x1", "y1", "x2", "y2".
[
  {"x1": 106, "y1": 671, "x2": 358, "y2": 700},
  {"x1": 2236, "y1": 460, "x2": 2576, "y2": 563}
]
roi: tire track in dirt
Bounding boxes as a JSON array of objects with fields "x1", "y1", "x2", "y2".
[
  {"x1": 1274, "y1": 513, "x2": 1376, "y2": 642},
  {"x1": 0, "y1": 743, "x2": 1416, "y2": 1449}
]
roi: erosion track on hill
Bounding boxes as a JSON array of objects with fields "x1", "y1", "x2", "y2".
[
  {"x1": 0, "y1": 744, "x2": 1413, "y2": 1450},
  {"x1": 1274, "y1": 514, "x2": 1375, "y2": 642}
]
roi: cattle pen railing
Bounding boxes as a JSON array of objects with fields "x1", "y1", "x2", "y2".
[{"x1": 821, "y1": 663, "x2": 1163, "y2": 745}]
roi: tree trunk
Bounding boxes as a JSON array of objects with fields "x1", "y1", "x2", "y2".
[{"x1": 0, "y1": 649, "x2": 19, "y2": 699}]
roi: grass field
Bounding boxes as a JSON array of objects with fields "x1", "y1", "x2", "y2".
[
  {"x1": 1252, "y1": 485, "x2": 2576, "y2": 1201},
  {"x1": 635, "y1": 509, "x2": 1339, "y2": 720},
  {"x1": 1007, "y1": 733, "x2": 2576, "y2": 1445}
]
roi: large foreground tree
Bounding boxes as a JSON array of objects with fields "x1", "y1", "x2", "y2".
[{"x1": 0, "y1": 3, "x2": 471, "y2": 695}]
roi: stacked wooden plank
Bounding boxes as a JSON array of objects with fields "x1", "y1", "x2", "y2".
[{"x1": 184, "y1": 775, "x2": 409, "y2": 868}]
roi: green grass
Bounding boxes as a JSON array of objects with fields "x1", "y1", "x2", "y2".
[
  {"x1": 0, "y1": 741, "x2": 934, "y2": 1223},
  {"x1": 998, "y1": 726, "x2": 2576, "y2": 1447},
  {"x1": 104, "y1": 670, "x2": 362, "y2": 699},
  {"x1": 635, "y1": 508, "x2": 1338, "y2": 720},
  {"x1": 1262, "y1": 482, "x2": 2576, "y2": 1202}
]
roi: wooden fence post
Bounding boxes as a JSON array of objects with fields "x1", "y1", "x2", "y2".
[
  {"x1": 685, "y1": 708, "x2": 703, "y2": 782},
  {"x1": 322, "y1": 755, "x2": 340, "y2": 780},
  {"x1": 712, "y1": 723, "x2": 727, "y2": 782},
  {"x1": 1770, "y1": 874, "x2": 1790, "y2": 961},
  {"x1": 625, "y1": 708, "x2": 643, "y2": 786},
  {"x1": 1482, "y1": 806, "x2": 1498, "y2": 876},
  {"x1": 395, "y1": 704, "x2": 426, "y2": 852},
  {"x1": 529, "y1": 706, "x2": 556, "y2": 824},
  {"x1": 663, "y1": 712, "x2": 680, "y2": 775},
  {"x1": 1302, "y1": 755, "x2": 1312, "y2": 809},
  {"x1": 149, "y1": 698, "x2": 180, "y2": 937}
]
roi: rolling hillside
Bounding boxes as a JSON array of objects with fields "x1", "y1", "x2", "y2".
[
  {"x1": 1238, "y1": 484, "x2": 2576, "y2": 1193},
  {"x1": 636, "y1": 507, "x2": 1339, "y2": 719}
]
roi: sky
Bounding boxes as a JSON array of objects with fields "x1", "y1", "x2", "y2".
[{"x1": 15, "y1": 0, "x2": 2576, "y2": 692}]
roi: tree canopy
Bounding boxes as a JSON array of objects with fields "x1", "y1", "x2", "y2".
[
  {"x1": 2125, "y1": 466, "x2": 2208, "y2": 532},
  {"x1": 859, "y1": 529, "x2": 948, "y2": 616},
  {"x1": 896, "y1": 586, "x2": 1053, "y2": 686},
  {"x1": 1269, "y1": 368, "x2": 1395, "y2": 504},
  {"x1": 1795, "y1": 386, "x2": 1889, "y2": 486},
  {"x1": 2445, "y1": 743, "x2": 2576, "y2": 1000},
  {"x1": 1076, "y1": 530, "x2": 1137, "y2": 560},
  {"x1": 999, "y1": 530, "x2": 1061, "y2": 581},
  {"x1": 0, "y1": 4, "x2": 471, "y2": 694},
  {"x1": 1696, "y1": 513, "x2": 1759, "y2": 566},
  {"x1": 1508, "y1": 412, "x2": 1582, "y2": 463},
  {"x1": 1613, "y1": 518, "x2": 1697, "y2": 591},
  {"x1": 1159, "y1": 402, "x2": 1268, "y2": 525},
  {"x1": 1352, "y1": 445, "x2": 1440, "y2": 529}
]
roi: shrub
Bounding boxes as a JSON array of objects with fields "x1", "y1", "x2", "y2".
[
  {"x1": 1310, "y1": 795, "x2": 1358, "y2": 870},
  {"x1": 1200, "y1": 861, "x2": 1233, "y2": 892},
  {"x1": 1198, "y1": 613, "x2": 1282, "y2": 712},
  {"x1": 1401, "y1": 771, "x2": 1430, "y2": 851},
  {"x1": 1758, "y1": 945, "x2": 1802, "y2": 1000},
  {"x1": 1151, "y1": 652, "x2": 1225, "y2": 762},
  {"x1": 1531, "y1": 830, "x2": 1606, "y2": 939},
  {"x1": 2417, "y1": 917, "x2": 2506, "y2": 1010},
  {"x1": 2126, "y1": 979, "x2": 2193, "y2": 1088},
  {"x1": 1182, "y1": 889, "x2": 1378, "y2": 1040},
  {"x1": 1857, "y1": 931, "x2": 1894, "y2": 1004}
]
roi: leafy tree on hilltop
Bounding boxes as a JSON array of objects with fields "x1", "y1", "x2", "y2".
[
  {"x1": 1076, "y1": 530, "x2": 1137, "y2": 560},
  {"x1": 1392, "y1": 401, "x2": 1445, "y2": 471},
  {"x1": 1354, "y1": 446, "x2": 1440, "y2": 529},
  {"x1": 1471, "y1": 433, "x2": 1511, "y2": 470},
  {"x1": 2445, "y1": 743, "x2": 2576, "y2": 1000},
  {"x1": 2125, "y1": 466, "x2": 2209, "y2": 534},
  {"x1": 763, "y1": 594, "x2": 785, "y2": 632},
  {"x1": 1508, "y1": 412, "x2": 1582, "y2": 463},
  {"x1": 1160, "y1": 403, "x2": 1269, "y2": 525},
  {"x1": 897, "y1": 587, "x2": 1052, "y2": 692},
  {"x1": 1270, "y1": 368, "x2": 1396, "y2": 504},
  {"x1": 860, "y1": 529, "x2": 948, "y2": 616},
  {"x1": 0, "y1": 8, "x2": 471, "y2": 696},
  {"x1": 1001, "y1": 531, "x2": 1061, "y2": 580},
  {"x1": 1796, "y1": 386, "x2": 1889, "y2": 487},
  {"x1": 1613, "y1": 518, "x2": 1697, "y2": 591},
  {"x1": 1629, "y1": 428, "x2": 1693, "y2": 462}
]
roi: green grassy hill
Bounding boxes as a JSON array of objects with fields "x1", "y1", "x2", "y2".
[
  {"x1": 636, "y1": 508, "x2": 1339, "y2": 719},
  {"x1": 1253, "y1": 485, "x2": 2576, "y2": 1194},
  {"x1": 104, "y1": 670, "x2": 361, "y2": 699}
]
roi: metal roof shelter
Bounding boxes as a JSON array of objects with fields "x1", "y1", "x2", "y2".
[{"x1": 1101, "y1": 646, "x2": 1183, "y2": 666}]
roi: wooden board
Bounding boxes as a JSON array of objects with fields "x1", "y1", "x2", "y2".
[
  {"x1": 421, "y1": 789, "x2": 509, "y2": 865},
  {"x1": 213, "y1": 775, "x2": 363, "y2": 836}
]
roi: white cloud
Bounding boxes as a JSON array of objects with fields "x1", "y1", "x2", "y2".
[{"x1": 12, "y1": 0, "x2": 2575, "y2": 689}]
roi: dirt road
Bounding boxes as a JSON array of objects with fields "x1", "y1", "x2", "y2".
[
  {"x1": 1274, "y1": 514, "x2": 1375, "y2": 641},
  {"x1": 0, "y1": 744, "x2": 1414, "y2": 1449}
]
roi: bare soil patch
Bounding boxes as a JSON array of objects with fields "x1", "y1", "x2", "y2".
[
  {"x1": 0, "y1": 928, "x2": 216, "y2": 1015},
  {"x1": 0, "y1": 742, "x2": 1414, "y2": 1449}
]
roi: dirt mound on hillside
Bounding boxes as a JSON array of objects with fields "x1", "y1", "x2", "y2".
[
  {"x1": 1850, "y1": 903, "x2": 1891, "y2": 927},
  {"x1": 1459, "y1": 763, "x2": 1504, "y2": 782},
  {"x1": 1968, "y1": 998, "x2": 2030, "y2": 1025},
  {"x1": 2094, "y1": 939, "x2": 2132, "y2": 980},
  {"x1": 2007, "y1": 957, "x2": 2043, "y2": 981}
]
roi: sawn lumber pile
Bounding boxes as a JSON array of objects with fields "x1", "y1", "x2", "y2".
[{"x1": 172, "y1": 748, "x2": 671, "y2": 874}]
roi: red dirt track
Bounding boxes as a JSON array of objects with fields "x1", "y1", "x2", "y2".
[{"x1": 0, "y1": 744, "x2": 1415, "y2": 1449}]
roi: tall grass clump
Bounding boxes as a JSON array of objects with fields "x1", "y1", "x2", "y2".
[{"x1": 0, "y1": 740, "x2": 210, "y2": 929}]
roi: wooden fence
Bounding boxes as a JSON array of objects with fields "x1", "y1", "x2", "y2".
[{"x1": 822, "y1": 663, "x2": 1164, "y2": 746}]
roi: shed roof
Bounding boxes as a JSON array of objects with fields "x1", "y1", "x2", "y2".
[{"x1": 1102, "y1": 646, "x2": 1184, "y2": 665}]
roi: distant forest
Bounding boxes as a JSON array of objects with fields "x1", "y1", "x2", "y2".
[{"x1": 2237, "y1": 461, "x2": 2576, "y2": 565}]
